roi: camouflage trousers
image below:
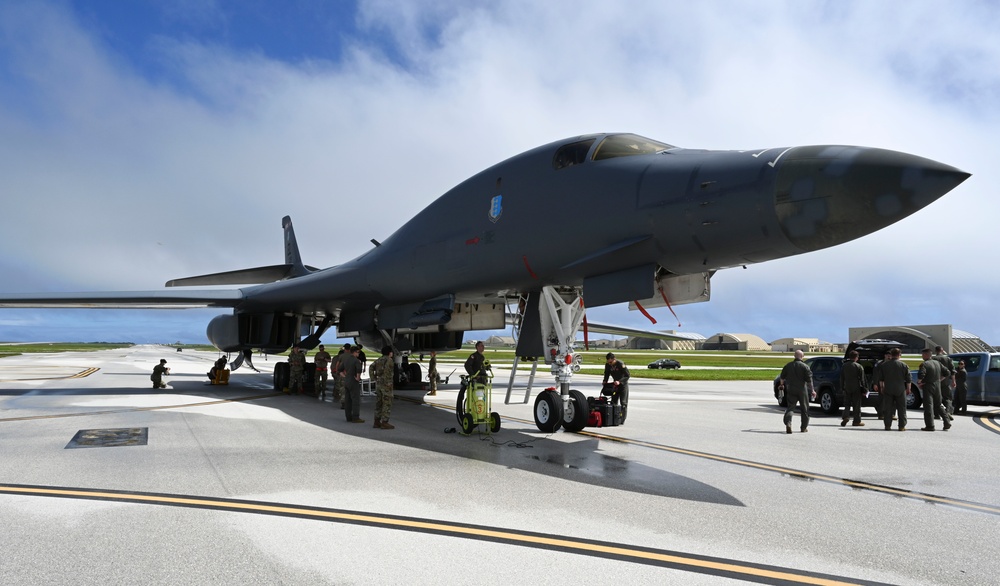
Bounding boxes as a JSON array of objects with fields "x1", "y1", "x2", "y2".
[
  {"x1": 315, "y1": 368, "x2": 328, "y2": 393},
  {"x1": 334, "y1": 374, "x2": 344, "y2": 402},
  {"x1": 374, "y1": 385, "x2": 394, "y2": 422},
  {"x1": 288, "y1": 368, "x2": 304, "y2": 393}
]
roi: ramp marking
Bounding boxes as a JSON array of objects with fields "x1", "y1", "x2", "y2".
[{"x1": 0, "y1": 483, "x2": 890, "y2": 586}]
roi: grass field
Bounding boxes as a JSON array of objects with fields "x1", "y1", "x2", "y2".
[
  {"x1": 0, "y1": 342, "x2": 881, "y2": 383},
  {"x1": 0, "y1": 342, "x2": 205, "y2": 359},
  {"x1": 421, "y1": 347, "x2": 791, "y2": 381}
]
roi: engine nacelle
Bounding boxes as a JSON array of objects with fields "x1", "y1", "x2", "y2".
[
  {"x1": 206, "y1": 311, "x2": 304, "y2": 354},
  {"x1": 206, "y1": 314, "x2": 240, "y2": 352}
]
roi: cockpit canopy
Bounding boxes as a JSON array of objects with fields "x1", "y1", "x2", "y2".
[{"x1": 553, "y1": 133, "x2": 675, "y2": 170}]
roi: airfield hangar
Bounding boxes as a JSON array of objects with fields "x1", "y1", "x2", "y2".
[{"x1": 848, "y1": 325, "x2": 993, "y2": 354}]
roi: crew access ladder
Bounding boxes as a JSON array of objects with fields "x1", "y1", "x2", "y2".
[{"x1": 504, "y1": 294, "x2": 538, "y2": 405}]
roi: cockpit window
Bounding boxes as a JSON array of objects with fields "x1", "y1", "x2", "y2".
[
  {"x1": 552, "y1": 138, "x2": 596, "y2": 170},
  {"x1": 592, "y1": 134, "x2": 674, "y2": 161}
]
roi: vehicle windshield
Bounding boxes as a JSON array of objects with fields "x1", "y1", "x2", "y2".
[
  {"x1": 962, "y1": 355, "x2": 982, "y2": 372},
  {"x1": 592, "y1": 134, "x2": 674, "y2": 161}
]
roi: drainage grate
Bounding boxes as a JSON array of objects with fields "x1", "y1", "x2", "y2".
[{"x1": 66, "y1": 428, "x2": 148, "y2": 449}]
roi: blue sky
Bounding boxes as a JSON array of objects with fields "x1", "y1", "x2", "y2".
[{"x1": 1, "y1": 0, "x2": 998, "y2": 346}]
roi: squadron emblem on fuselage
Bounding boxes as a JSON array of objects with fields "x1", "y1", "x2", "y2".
[{"x1": 489, "y1": 194, "x2": 502, "y2": 223}]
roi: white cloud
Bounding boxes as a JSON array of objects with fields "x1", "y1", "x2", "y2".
[{"x1": 0, "y1": 0, "x2": 997, "y2": 344}]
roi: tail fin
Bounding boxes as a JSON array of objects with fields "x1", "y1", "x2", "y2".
[
  {"x1": 166, "y1": 216, "x2": 317, "y2": 287},
  {"x1": 282, "y1": 215, "x2": 312, "y2": 278}
]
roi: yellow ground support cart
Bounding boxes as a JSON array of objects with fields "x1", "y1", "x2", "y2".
[{"x1": 455, "y1": 363, "x2": 501, "y2": 435}]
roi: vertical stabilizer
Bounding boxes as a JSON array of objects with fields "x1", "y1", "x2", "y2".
[{"x1": 282, "y1": 216, "x2": 311, "y2": 278}]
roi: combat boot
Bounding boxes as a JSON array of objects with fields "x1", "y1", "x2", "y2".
[
  {"x1": 381, "y1": 421, "x2": 395, "y2": 430},
  {"x1": 373, "y1": 420, "x2": 383, "y2": 429}
]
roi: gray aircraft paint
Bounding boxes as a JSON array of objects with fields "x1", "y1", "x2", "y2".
[{"x1": 0, "y1": 133, "x2": 970, "y2": 353}]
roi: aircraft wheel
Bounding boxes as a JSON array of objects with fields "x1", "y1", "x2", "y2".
[
  {"x1": 534, "y1": 390, "x2": 563, "y2": 432},
  {"x1": 460, "y1": 413, "x2": 476, "y2": 435},
  {"x1": 561, "y1": 389, "x2": 588, "y2": 432},
  {"x1": 304, "y1": 362, "x2": 316, "y2": 394},
  {"x1": 273, "y1": 362, "x2": 290, "y2": 392},
  {"x1": 456, "y1": 387, "x2": 466, "y2": 425},
  {"x1": 489, "y1": 412, "x2": 501, "y2": 433},
  {"x1": 407, "y1": 363, "x2": 421, "y2": 385}
]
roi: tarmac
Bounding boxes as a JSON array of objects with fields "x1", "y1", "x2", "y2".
[{"x1": 1, "y1": 345, "x2": 999, "y2": 585}]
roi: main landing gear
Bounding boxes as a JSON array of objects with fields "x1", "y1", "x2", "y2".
[{"x1": 529, "y1": 286, "x2": 591, "y2": 433}]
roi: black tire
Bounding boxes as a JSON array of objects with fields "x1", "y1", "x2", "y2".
[
  {"x1": 489, "y1": 412, "x2": 501, "y2": 433},
  {"x1": 460, "y1": 413, "x2": 475, "y2": 435},
  {"x1": 407, "y1": 363, "x2": 421, "y2": 385},
  {"x1": 907, "y1": 385, "x2": 922, "y2": 409},
  {"x1": 456, "y1": 386, "x2": 466, "y2": 425},
  {"x1": 819, "y1": 389, "x2": 839, "y2": 415},
  {"x1": 304, "y1": 362, "x2": 316, "y2": 394},
  {"x1": 561, "y1": 389, "x2": 588, "y2": 432},
  {"x1": 533, "y1": 389, "x2": 563, "y2": 432},
  {"x1": 273, "y1": 362, "x2": 290, "y2": 392}
]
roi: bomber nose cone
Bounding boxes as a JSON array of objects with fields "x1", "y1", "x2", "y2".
[{"x1": 774, "y1": 146, "x2": 970, "y2": 252}]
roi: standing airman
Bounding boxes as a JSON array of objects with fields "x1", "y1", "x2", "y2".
[
  {"x1": 313, "y1": 344, "x2": 332, "y2": 400},
  {"x1": 371, "y1": 346, "x2": 395, "y2": 429},
  {"x1": 427, "y1": 350, "x2": 438, "y2": 396},
  {"x1": 840, "y1": 350, "x2": 867, "y2": 427},
  {"x1": 874, "y1": 347, "x2": 909, "y2": 431},
  {"x1": 286, "y1": 345, "x2": 306, "y2": 395},
  {"x1": 779, "y1": 350, "x2": 815, "y2": 434},
  {"x1": 918, "y1": 348, "x2": 952, "y2": 431},
  {"x1": 932, "y1": 345, "x2": 956, "y2": 415}
]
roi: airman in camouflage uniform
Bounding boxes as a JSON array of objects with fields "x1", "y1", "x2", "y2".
[
  {"x1": 371, "y1": 345, "x2": 395, "y2": 429},
  {"x1": 287, "y1": 345, "x2": 306, "y2": 395},
  {"x1": 332, "y1": 343, "x2": 351, "y2": 407},
  {"x1": 151, "y1": 359, "x2": 169, "y2": 389},
  {"x1": 313, "y1": 344, "x2": 332, "y2": 400},
  {"x1": 427, "y1": 350, "x2": 438, "y2": 396}
]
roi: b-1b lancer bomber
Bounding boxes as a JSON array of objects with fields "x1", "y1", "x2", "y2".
[{"x1": 0, "y1": 133, "x2": 970, "y2": 432}]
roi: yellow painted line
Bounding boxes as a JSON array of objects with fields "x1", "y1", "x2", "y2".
[
  {"x1": 0, "y1": 365, "x2": 100, "y2": 382},
  {"x1": 0, "y1": 483, "x2": 883, "y2": 585},
  {"x1": 974, "y1": 409, "x2": 1000, "y2": 435},
  {"x1": 0, "y1": 394, "x2": 282, "y2": 423},
  {"x1": 70, "y1": 367, "x2": 100, "y2": 379}
]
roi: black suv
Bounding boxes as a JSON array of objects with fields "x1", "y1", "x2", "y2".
[{"x1": 773, "y1": 339, "x2": 905, "y2": 415}]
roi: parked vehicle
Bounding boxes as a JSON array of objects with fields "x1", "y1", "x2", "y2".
[
  {"x1": 907, "y1": 351, "x2": 1000, "y2": 409},
  {"x1": 773, "y1": 340, "x2": 903, "y2": 415},
  {"x1": 648, "y1": 358, "x2": 681, "y2": 370}
]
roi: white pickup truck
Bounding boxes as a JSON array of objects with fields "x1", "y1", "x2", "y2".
[{"x1": 908, "y1": 351, "x2": 1000, "y2": 408}]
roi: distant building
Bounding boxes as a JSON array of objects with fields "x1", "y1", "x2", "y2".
[
  {"x1": 626, "y1": 330, "x2": 706, "y2": 350},
  {"x1": 702, "y1": 333, "x2": 770, "y2": 351},
  {"x1": 770, "y1": 337, "x2": 837, "y2": 353},
  {"x1": 848, "y1": 325, "x2": 993, "y2": 354},
  {"x1": 484, "y1": 335, "x2": 516, "y2": 347}
]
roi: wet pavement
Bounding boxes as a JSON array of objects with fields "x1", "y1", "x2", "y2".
[{"x1": 1, "y1": 345, "x2": 998, "y2": 585}]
